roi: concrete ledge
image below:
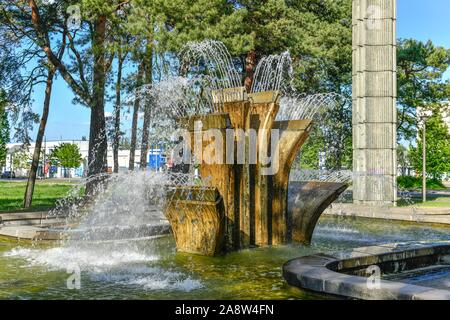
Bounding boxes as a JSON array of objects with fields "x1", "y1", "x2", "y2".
[
  {"x1": 324, "y1": 203, "x2": 450, "y2": 225},
  {"x1": 0, "y1": 223, "x2": 172, "y2": 241},
  {"x1": 0, "y1": 208, "x2": 172, "y2": 241},
  {"x1": 0, "y1": 211, "x2": 68, "y2": 228},
  {"x1": 283, "y1": 242, "x2": 450, "y2": 300},
  {"x1": 0, "y1": 225, "x2": 64, "y2": 241}
]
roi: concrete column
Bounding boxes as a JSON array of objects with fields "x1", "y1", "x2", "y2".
[{"x1": 352, "y1": 0, "x2": 397, "y2": 206}]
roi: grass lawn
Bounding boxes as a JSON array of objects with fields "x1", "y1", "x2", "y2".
[
  {"x1": 410, "y1": 197, "x2": 450, "y2": 208},
  {"x1": 398, "y1": 195, "x2": 450, "y2": 208},
  {"x1": 0, "y1": 180, "x2": 79, "y2": 212}
]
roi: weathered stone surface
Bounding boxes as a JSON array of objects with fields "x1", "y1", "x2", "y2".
[
  {"x1": 354, "y1": 71, "x2": 397, "y2": 97},
  {"x1": 271, "y1": 120, "x2": 312, "y2": 245},
  {"x1": 0, "y1": 225, "x2": 67, "y2": 241},
  {"x1": 283, "y1": 243, "x2": 450, "y2": 300},
  {"x1": 248, "y1": 91, "x2": 280, "y2": 246},
  {"x1": 164, "y1": 187, "x2": 225, "y2": 256},
  {"x1": 288, "y1": 181, "x2": 348, "y2": 245},
  {"x1": 353, "y1": 123, "x2": 396, "y2": 149},
  {"x1": 352, "y1": 0, "x2": 397, "y2": 206},
  {"x1": 353, "y1": 46, "x2": 396, "y2": 72},
  {"x1": 353, "y1": 149, "x2": 396, "y2": 173},
  {"x1": 352, "y1": 97, "x2": 396, "y2": 123},
  {"x1": 352, "y1": 0, "x2": 396, "y2": 21},
  {"x1": 165, "y1": 89, "x2": 340, "y2": 255}
]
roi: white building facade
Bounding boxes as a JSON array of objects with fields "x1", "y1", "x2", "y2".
[{"x1": 2, "y1": 140, "x2": 143, "y2": 178}]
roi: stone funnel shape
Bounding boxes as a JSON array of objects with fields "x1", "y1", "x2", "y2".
[
  {"x1": 288, "y1": 181, "x2": 348, "y2": 244},
  {"x1": 164, "y1": 186, "x2": 225, "y2": 256},
  {"x1": 271, "y1": 120, "x2": 313, "y2": 245}
]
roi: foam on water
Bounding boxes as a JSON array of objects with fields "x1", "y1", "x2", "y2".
[
  {"x1": 4, "y1": 246, "x2": 203, "y2": 292},
  {"x1": 315, "y1": 225, "x2": 360, "y2": 235},
  {"x1": 312, "y1": 225, "x2": 381, "y2": 244},
  {"x1": 0, "y1": 170, "x2": 207, "y2": 292},
  {"x1": 90, "y1": 266, "x2": 203, "y2": 292},
  {"x1": 4, "y1": 246, "x2": 158, "y2": 270}
]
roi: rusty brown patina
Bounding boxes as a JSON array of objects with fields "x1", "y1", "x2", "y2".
[{"x1": 164, "y1": 88, "x2": 346, "y2": 256}]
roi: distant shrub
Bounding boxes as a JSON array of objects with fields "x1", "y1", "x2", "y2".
[{"x1": 397, "y1": 176, "x2": 446, "y2": 190}]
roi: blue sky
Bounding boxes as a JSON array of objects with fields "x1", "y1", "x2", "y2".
[{"x1": 22, "y1": 0, "x2": 450, "y2": 141}]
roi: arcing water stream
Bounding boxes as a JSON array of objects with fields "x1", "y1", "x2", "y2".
[{"x1": 0, "y1": 40, "x2": 448, "y2": 299}]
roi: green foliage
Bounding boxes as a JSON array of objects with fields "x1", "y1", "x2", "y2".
[
  {"x1": 289, "y1": 0, "x2": 353, "y2": 169},
  {"x1": 154, "y1": 0, "x2": 353, "y2": 91},
  {"x1": 284, "y1": 0, "x2": 353, "y2": 94},
  {"x1": 11, "y1": 148, "x2": 29, "y2": 170},
  {"x1": 294, "y1": 99, "x2": 353, "y2": 171},
  {"x1": 50, "y1": 143, "x2": 83, "y2": 169},
  {"x1": 235, "y1": 0, "x2": 354, "y2": 170},
  {"x1": 397, "y1": 39, "x2": 450, "y2": 141},
  {"x1": 0, "y1": 91, "x2": 9, "y2": 166},
  {"x1": 397, "y1": 144, "x2": 410, "y2": 175},
  {"x1": 409, "y1": 109, "x2": 450, "y2": 179},
  {"x1": 295, "y1": 128, "x2": 323, "y2": 170},
  {"x1": 153, "y1": 0, "x2": 252, "y2": 54},
  {"x1": 397, "y1": 175, "x2": 446, "y2": 191}
]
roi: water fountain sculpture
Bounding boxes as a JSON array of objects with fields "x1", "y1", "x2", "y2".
[
  {"x1": 159, "y1": 41, "x2": 349, "y2": 256},
  {"x1": 288, "y1": 170, "x2": 352, "y2": 244}
]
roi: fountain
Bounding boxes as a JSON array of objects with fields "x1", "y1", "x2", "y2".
[
  {"x1": 160, "y1": 40, "x2": 348, "y2": 256},
  {"x1": 1, "y1": 39, "x2": 449, "y2": 300}
]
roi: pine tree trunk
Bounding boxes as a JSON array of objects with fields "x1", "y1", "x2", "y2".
[
  {"x1": 129, "y1": 62, "x2": 144, "y2": 170},
  {"x1": 23, "y1": 69, "x2": 55, "y2": 208},
  {"x1": 113, "y1": 51, "x2": 124, "y2": 173},
  {"x1": 139, "y1": 43, "x2": 153, "y2": 169},
  {"x1": 244, "y1": 50, "x2": 256, "y2": 92},
  {"x1": 139, "y1": 100, "x2": 152, "y2": 170},
  {"x1": 86, "y1": 16, "x2": 108, "y2": 195}
]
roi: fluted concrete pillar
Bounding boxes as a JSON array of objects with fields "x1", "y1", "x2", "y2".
[{"x1": 352, "y1": 0, "x2": 397, "y2": 206}]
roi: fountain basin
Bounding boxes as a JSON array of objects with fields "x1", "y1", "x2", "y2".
[
  {"x1": 283, "y1": 242, "x2": 450, "y2": 300},
  {"x1": 1, "y1": 216, "x2": 449, "y2": 299}
]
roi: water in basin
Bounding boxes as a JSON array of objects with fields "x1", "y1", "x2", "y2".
[{"x1": 1, "y1": 216, "x2": 449, "y2": 299}]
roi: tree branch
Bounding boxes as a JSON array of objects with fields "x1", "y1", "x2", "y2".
[{"x1": 28, "y1": 0, "x2": 92, "y2": 106}]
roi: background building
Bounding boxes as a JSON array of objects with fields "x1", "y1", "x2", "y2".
[{"x1": 1, "y1": 140, "x2": 165, "y2": 178}]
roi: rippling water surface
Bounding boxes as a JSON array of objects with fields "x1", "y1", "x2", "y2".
[{"x1": 1, "y1": 216, "x2": 449, "y2": 299}]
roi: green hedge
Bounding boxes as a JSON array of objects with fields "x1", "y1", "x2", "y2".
[{"x1": 397, "y1": 176, "x2": 446, "y2": 190}]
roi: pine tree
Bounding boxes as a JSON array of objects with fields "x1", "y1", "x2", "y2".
[{"x1": 397, "y1": 39, "x2": 450, "y2": 141}]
